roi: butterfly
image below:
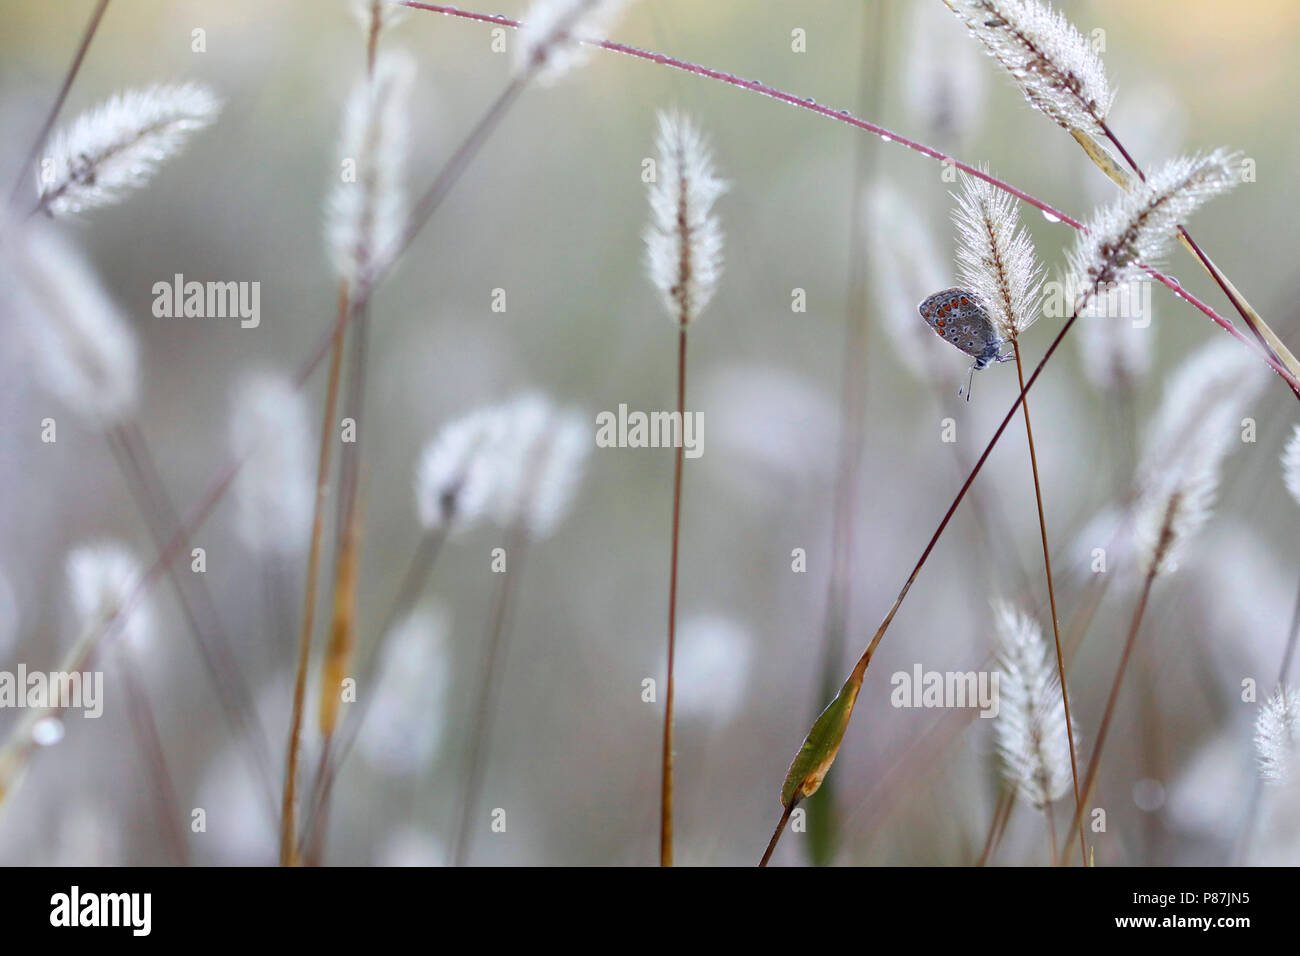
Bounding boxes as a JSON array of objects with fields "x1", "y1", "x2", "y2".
[{"x1": 917, "y1": 288, "x2": 1013, "y2": 401}]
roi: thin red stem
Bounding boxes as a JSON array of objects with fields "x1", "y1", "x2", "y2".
[
  {"x1": 1062, "y1": 566, "x2": 1158, "y2": 865},
  {"x1": 661, "y1": 327, "x2": 687, "y2": 867},
  {"x1": 759, "y1": 800, "x2": 796, "y2": 868}
]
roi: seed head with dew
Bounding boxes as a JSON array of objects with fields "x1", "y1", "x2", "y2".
[
  {"x1": 228, "y1": 372, "x2": 315, "y2": 559},
  {"x1": 415, "y1": 405, "x2": 509, "y2": 534},
  {"x1": 1282, "y1": 424, "x2": 1300, "y2": 509},
  {"x1": 327, "y1": 50, "x2": 414, "y2": 293},
  {"x1": 37, "y1": 83, "x2": 221, "y2": 217},
  {"x1": 952, "y1": 172, "x2": 1044, "y2": 341},
  {"x1": 1067, "y1": 150, "x2": 1241, "y2": 302},
  {"x1": 991, "y1": 600, "x2": 1074, "y2": 809},
  {"x1": 12, "y1": 226, "x2": 139, "y2": 426},
  {"x1": 1133, "y1": 339, "x2": 1266, "y2": 578},
  {"x1": 485, "y1": 394, "x2": 591, "y2": 540},
  {"x1": 515, "y1": 0, "x2": 636, "y2": 84},
  {"x1": 1255, "y1": 686, "x2": 1300, "y2": 785},
  {"x1": 66, "y1": 542, "x2": 152, "y2": 650},
  {"x1": 645, "y1": 110, "x2": 727, "y2": 328},
  {"x1": 944, "y1": 0, "x2": 1113, "y2": 137}
]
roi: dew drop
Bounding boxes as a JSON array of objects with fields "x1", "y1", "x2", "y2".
[
  {"x1": 1041, "y1": 209, "x2": 1061, "y2": 223},
  {"x1": 880, "y1": 134, "x2": 892, "y2": 143}
]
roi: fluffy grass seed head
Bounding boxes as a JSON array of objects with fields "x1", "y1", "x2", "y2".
[
  {"x1": 325, "y1": 50, "x2": 410, "y2": 290},
  {"x1": 645, "y1": 110, "x2": 727, "y2": 328},
  {"x1": 1134, "y1": 339, "x2": 1265, "y2": 578},
  {"x1": 992, "y1": 600, "x2": 1074, "y2": 808},
  {"x1": 1067, "y1": 150, "x2": 1240, "y2": 300},
  {"x1": 67, "y1": 542, "x2": 152, "y2": 650},
  {"x1": 952, "y1": 172, "x2": 1044, "y2": 340},
  {"x1": 1255, "y1": 686, "x2": 1300, "y2": 785},
  {"x1": 37, "y1": 83, "x2": 221, "y2": 217},
  {"x1": 327, "y1": 51, "x2": 414, "y2": 291},
  {"x1": 228, "y1": 372, "x2": 315, "y2": 558},
  {"x1": 486, "y1": 394, "x2": 591, "y2": 539},
  {"x1": 945, "y1": 0, "x2": 1113, "y2": 137},
  {"x1": 12, "y1": 226, "x2": 140, "y2": 425},
  {"x1": 1133, "y1": 468, "x2": 1217, "y2": 581},
  {"x1": 516, "y1": 0, "x2": 634, "y2": 83},
  {"x1": 415, "y1": 405, "x2": 509, "y2": 533},
  {"x1": 416, "y1": 394, "x2": 589, "y2": 539}
]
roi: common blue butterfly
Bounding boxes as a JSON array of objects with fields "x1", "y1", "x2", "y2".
[{"x1": 918, "y1": 288, "x2": 1013, "y2": 401}]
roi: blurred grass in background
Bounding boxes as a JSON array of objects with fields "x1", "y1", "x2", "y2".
[{"x1": 0, "y1": 0, "x2": 1298, "y2": 865}]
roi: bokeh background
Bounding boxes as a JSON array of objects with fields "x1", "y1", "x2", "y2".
[{"x1": 1, "y1": 0, "x2": 1298, "y2": 865}]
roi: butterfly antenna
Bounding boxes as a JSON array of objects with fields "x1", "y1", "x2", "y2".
[{"x1": 958, "y1": 363, "x2": 976, "y2": 402}]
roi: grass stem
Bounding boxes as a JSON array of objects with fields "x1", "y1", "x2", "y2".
[
  {"x1": 301, "y1": 528, "x2": 447, "y2": 847},
  {"x1": 1061, "y1": 560, "x2": 1159, "y2": 865},
  {"x1": 661, "y1": 326, "x2": 687, "y2": 867},
  {"x1": 107, "y1": 424, "x2": 276, "y2": 815},
  {"x1": 759, "y1": 800, "x2": 796, "y2": 868},
  {"x1": 115, "y1": 661, "x2": 190, "y2": 865},
  {"x1": 1012, "y1": 341, "x2": 1085, "y2": 863},
  {"x1": 281, "y1": 284, "x2": 351, "y2": 866},
  {"x1": 451, "y1": 525, "x2": 530, "y2": 866}
]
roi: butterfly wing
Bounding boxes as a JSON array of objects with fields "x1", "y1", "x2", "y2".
[{"x1": 918, "y1": 288, "x2": 1002, "y2": 362}]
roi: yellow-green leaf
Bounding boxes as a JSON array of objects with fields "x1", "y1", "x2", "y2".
[{"x1": 779, "y1": 673, "x2": 862, "y2": 807}]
